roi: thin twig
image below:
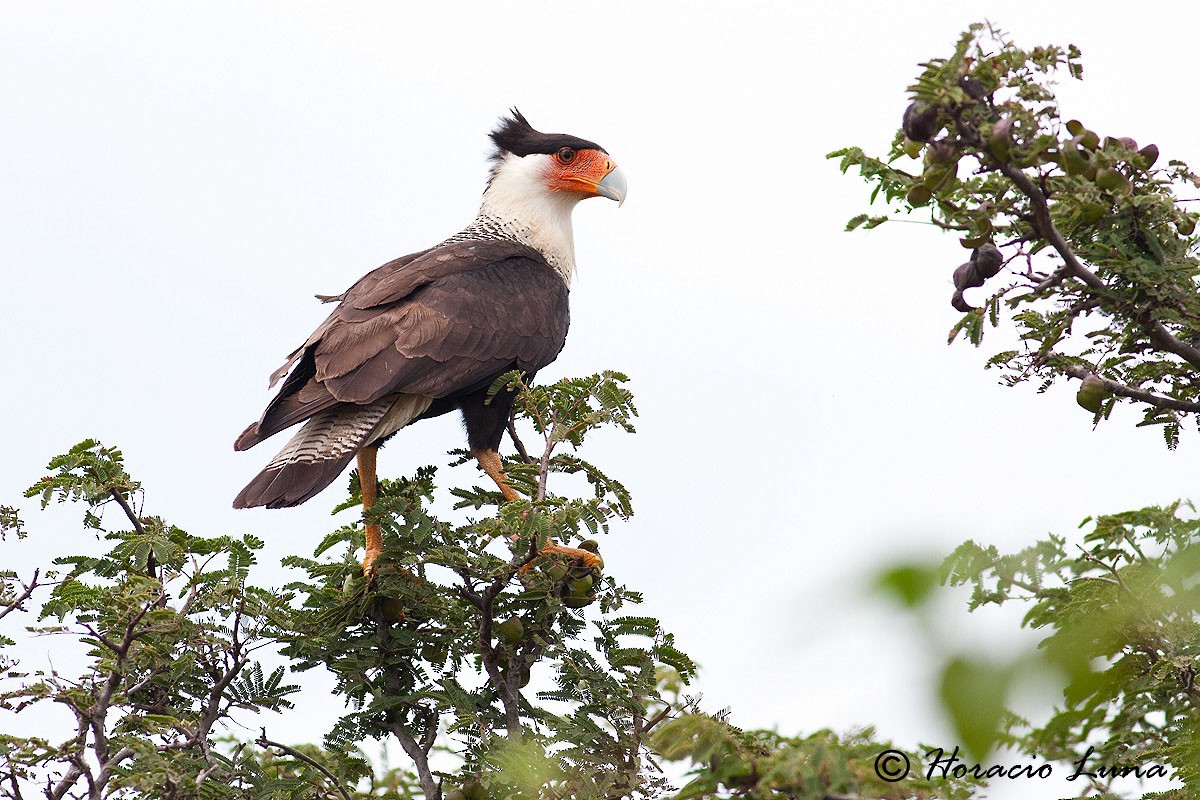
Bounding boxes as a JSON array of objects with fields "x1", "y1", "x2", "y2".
[
  {"x1": 536, "y1": 421, "x2": 556, "y2": 503},
  {"x1": 108, "y1": 488, "x2": 158, "y2": 579},
  {"x1": 256, "y1": 731, "x2": 353, "y2": 800},
  {"x1": 6, "y1": 766, "x2": 25, "y2": 800},
  {"x1": 0, "y1": 570, "x2": 40, "y2": 623},
  {"x1": 640, "y1": 705, "x2": 673, "y2": 735},
  {"x1": 506, "y1": 418, "x2": 534, "y2": 464},
  {"x1": 107, "y1": 489, "x2": 146, "y2": 539}
]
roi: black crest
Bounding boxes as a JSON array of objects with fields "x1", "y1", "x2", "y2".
[{"x1": 489, "y1": 109, "x2": 605, "y2": 159}]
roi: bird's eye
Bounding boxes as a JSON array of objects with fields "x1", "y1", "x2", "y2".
[{"x1": 556, "y1": 147, "x2": 576, "y2": 164}]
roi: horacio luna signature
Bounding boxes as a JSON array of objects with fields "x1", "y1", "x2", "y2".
[{"x1": 925, "y1": 746, "x2": 1171, "y2": 781}]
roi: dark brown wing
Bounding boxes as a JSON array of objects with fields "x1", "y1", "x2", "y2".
[{"x1": 235, "y1": 240, "x2": 570, "y2": 451}]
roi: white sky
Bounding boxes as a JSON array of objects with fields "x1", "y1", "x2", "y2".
[{"x1": 4, "y1": 2, "x2": 1199, "y2": 797}]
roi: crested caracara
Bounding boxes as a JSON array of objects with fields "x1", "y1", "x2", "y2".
[{"x1": 233, "y1": 111, "x2": 625, "y2": 572}]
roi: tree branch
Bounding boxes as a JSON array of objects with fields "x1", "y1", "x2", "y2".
[
  {"x1": 998, "y1": 161, "x2": 1200, "y2": 370},
  {"x1": 386, "y1": 722, "x2": 440, "y2": 800},
  {"x1": 89, "y1": 749, "x2": 133, "y2": 798},
  {"x1": 257, "y1": 731, "x2": 353, "y2": 800},
  {"x1": 506, "y1": 417, "x2": 534, "y2": 465},
  {"x1": 0, "y1": 570, "x2": 40, "y2": 623},
  {"x1": 1058, "y1": 364, "x2": 1200, "y2": 413},
  {"x1": 536, "y1": 423, "x2": 556, "y2": 503},
  {"x1": 107, "y1": 489, "x2": 146, "y2": 540}
]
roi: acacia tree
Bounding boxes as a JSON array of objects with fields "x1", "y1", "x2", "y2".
[
  {"x1": 834, "y1": 23, "x2": 1200, "y2": 799},
  {"x1": 10, "y1": 24, "x2": 1200, "y2": 800},
  {"x1": 832, "y1": 23, "x2": 1200, "y2": 445},
  {"x1": 1, "y1": 373, "x2": 954, "y2": 800}
]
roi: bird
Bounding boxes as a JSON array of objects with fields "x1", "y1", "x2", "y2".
[{"x1": 233, "y1": 110, "x2": 626, "y2": 573}]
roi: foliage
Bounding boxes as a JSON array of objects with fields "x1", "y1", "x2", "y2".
[
  {"x1": 277, "y1": 372, "x2": 683, "y2": 799},
  {"x1": 830, "y1": 23, "x2": 1200, "y2": 447},
  {"x1": 932, "y1": 502, "x2": 1199, "y2": 798},
  {"x1": 12, "y1": 26, "x2": 1200, "y2": 798},
  {"x1": 1, "y1": 376, "x2": 927, "y2": 800},
  {"x1": 838, "y1": 25, "x2": 1200, "y2": 799},
  {"x1": 650, "y1": 715, "x2": 973, "y2": 800},
  {"x1": 2, "y1": 439, "x2": 308, "y2": 799}
]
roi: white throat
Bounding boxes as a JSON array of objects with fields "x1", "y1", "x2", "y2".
[{"x1": 473, "y1": 152, "x2": 582, "y2": 281}]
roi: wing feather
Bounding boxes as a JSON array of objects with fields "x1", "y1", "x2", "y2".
[{"x1": 236, "y1": 240, "x2": 570, "y2": 450}]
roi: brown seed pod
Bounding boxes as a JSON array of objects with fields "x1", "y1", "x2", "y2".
[
  {"x1": 951, "y1": 289, "x2": 974, "y2": 313},
  {"x1": 1136, "y1": 143, "x2": 1160, "y2": 169},
  {"x1": 987, "y1": 118, "x2": 1014, "y2": 161},
  {"x1": 973, "y1": 243, "x2": 1003, "y2": 279},
  {"x1": 903, "y1": 101, "x2": 940, "y2": 143},
  {"x1": 953, "y1": 262, "x2": 984, "y2": 291},
  {"x1": 959, "y1": 76, "x2": 986, "y2": 100},
  {"x1": 923, "y1": 140, "x2": 958, "y2": 165}
]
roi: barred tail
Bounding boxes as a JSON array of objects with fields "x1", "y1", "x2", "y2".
[{"x1": 232, "y1": 394, "x2": 434, "y2": 509}]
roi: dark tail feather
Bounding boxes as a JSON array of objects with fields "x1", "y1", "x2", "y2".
[
  {"x1": 232, "y1": 449, "x2": 359, "y2": 508},
  {"x1": 232, "y1": 401, "x2": 394, "y2": 509}
]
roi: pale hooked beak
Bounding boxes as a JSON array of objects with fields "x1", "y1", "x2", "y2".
[{"x1": 596, "y1": 165, "x2": 628, "y2": 207}]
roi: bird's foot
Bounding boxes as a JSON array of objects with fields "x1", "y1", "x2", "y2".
[{"x1": 518, "y1": 540, "x2": 602, "y2": 575}]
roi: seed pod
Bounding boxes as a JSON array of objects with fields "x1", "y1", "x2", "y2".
[
  {"x1": 959, "y1": 76, "x2": 986, "y2": 100},
  {"x1": 973, "y1": 243, "x2": 1003, "y2": 279},
  {"x1": 1095, "y1": 167, "x2": 1131, "y2": 196},
  {"x1": 462, "y1": 781, "x2": 488, "y2": 800},
  {"x1": 906, "y1": 184, "x2": 933, "y2": 207},
  {"x1": 903, "y1": 101, "x2": 940, "y2": 143},
  {"x1": 568, "y1": 575, "x2": 595, "y2": 595},
  {"x1": 562, "y1": 593, "x2": 595, "y2": 609},
  {"x1": 923, "y1": 140, "x2": 958, "y2": 165},
  {"x1": 953, "y1": 262, "x2": 983, "y2": 290},
  {"x1": 987, "y1": 118, "x2": 1013, "y2": 162},
  {"x1": 542, "y1": 561, "x2": 568, "y2": 582},
  {"x1": 1060, "y1": 143, "x2": 1091, "y2": 176},
  {"x1": 921, "y1": 161, "x2": 957, "y2": 193},
  {"x1": 1136, "y1": 143, "x2": 1160, "y2": 169},
  {"x1": 496, "y1": 617, "x2": 524, "y2": 644},
  {"x1": 951, "y1": 289, "x2": 973, "y2": 313},
  {"x1": 1076, "y1": 373, "x2": 1111, "y2": 414}
]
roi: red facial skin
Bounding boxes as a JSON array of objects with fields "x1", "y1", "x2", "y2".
[{"x1": 546, "y1": 148, "x2": 618, "y2": 197}]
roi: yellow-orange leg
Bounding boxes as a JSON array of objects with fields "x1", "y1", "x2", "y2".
[
  {"x1": 472, "y1": 450, "x2": 602, "y2": 570},
  {"x1": 474, "y1": 448, "x2": 521, "y2": 503},
  {"x1": 517, "y1": 541, "x2": 603, "y2": 576},
  {"x1": 358, "y1": 446, "x2": 382, "y2": 575},
  {"x1": 539, "y1": 542, "x2": 602, "y2": 569}
]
